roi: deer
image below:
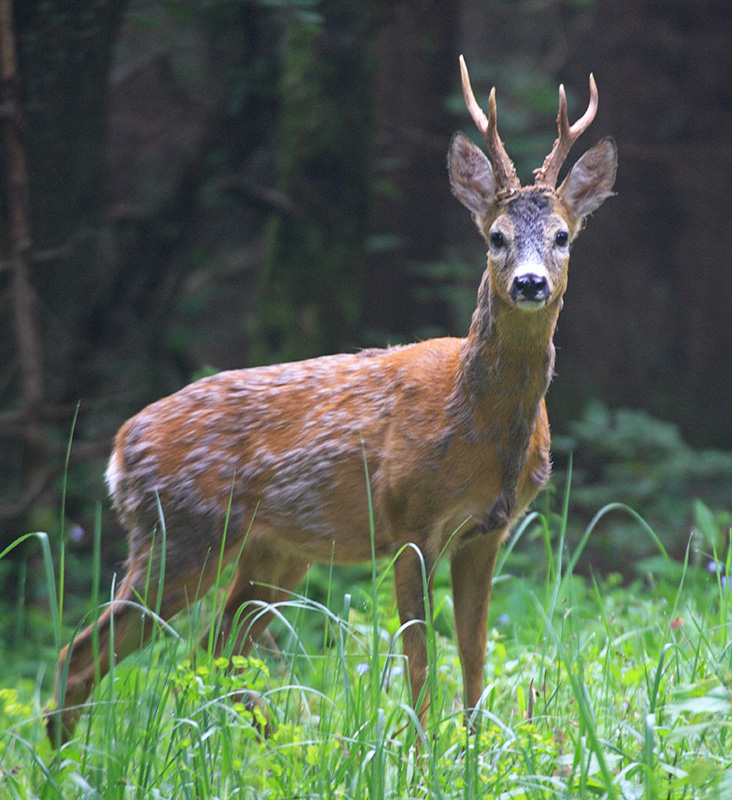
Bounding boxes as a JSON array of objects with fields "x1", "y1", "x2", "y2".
[{"x1": 47, "y1": 56, "x2": 616, "y2": 744}]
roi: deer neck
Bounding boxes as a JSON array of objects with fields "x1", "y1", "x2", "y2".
[{"x1": 456, "y1": 274, "x2": 560, "y2": 435}]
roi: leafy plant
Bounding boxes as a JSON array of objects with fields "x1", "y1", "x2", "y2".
[{"x1": 550, "y1": 401, "x2": 732, "y2": 575}]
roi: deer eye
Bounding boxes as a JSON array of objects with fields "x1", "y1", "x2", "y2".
[
  {"x1": 489, "y1": 231, "x2": 505, "y2": 248},
  {"x1": 555, "y1": 230, "x2": 569, "y2": 247}
]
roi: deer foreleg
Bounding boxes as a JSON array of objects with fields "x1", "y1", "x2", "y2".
[{"x1": 450, "y1": 532, "x2": 502, "y2": 721}]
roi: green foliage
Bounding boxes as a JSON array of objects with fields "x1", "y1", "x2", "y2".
[
  {"x1": 550, "y1": 401, "x2": 732, "y2": 574},
  {"x1": 408, "y1": 250, "x2": 479, "y2": 341},
  {"x1": 2, "y1": 489, "x2": 732, "y2": 798}
]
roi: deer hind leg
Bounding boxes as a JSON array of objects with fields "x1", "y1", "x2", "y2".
[
  {"x1": 204, "y1": 543, "x2": 310, "y2": 659},
  {"x1": 449, "y1": 530, "x2": 502, "y2": 724},
  {"x1": 189, "y1": 543, "x2": 308, "y2": 739},
  {"x1": 394, "y1": 542, "x2": 435, "y2": 727},
  {"x1": 48, "y1": 539, "x2": 227, "y2": 745}
]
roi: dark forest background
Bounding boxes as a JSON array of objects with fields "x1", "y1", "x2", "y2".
[{"x1": 2, "y1": 0, "x2": 732, "y2": 599}]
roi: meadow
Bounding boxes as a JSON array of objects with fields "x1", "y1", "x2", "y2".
[{"x1": 1, "y1": 478, "x2": 730, "y2": 800}]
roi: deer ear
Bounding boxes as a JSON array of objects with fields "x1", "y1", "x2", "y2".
[
  {"x1": 557, "y1": 137, "x2": 618, "y2": 219},
  {"x1": 558, "y1": 136, "x2": 617, "y2": 220},
  {"x1": 448, "y1": 132, "x2": 496, "y2": 218}
]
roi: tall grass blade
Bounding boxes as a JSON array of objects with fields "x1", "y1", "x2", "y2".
[
  {"x1": 57, "y1": 403, "x2": 80, "y2": 630},
  {"x1": 0, "y1": 531, "x2": 61, "y2": 654}
]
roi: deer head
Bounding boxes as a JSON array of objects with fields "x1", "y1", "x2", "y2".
[{"x1": 448, "y1": 56, "x2": 617, "y2": 316}]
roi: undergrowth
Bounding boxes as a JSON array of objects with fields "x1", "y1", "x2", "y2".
[{"x1": 0, "y1": 495, "x2": 731, "y2": 799}]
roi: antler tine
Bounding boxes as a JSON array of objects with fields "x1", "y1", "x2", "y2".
[
  {"x1": 459, "y1": 55, "x2": 520, "y2": 194},
  {"x1": 534, "y1": 73, "x2": 599, "y2": 188}
]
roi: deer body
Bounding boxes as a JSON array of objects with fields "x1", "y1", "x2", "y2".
[
  {"x1": 107, "y1": 334, "x2": 549, "y2": 567},
  {"x1": 49, "y1": 58, "x2": 617, "y2": 743}
]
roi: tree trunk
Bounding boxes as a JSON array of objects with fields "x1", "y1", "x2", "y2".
[
  {"x1": 0, "y1": 0, "x2": 128, "y2": 541},
  {"x1": 253, "y1": 3, "x2": 373, "y2": 364},
  {"x1": 554, "y1": 0, "x2": 732, "y2": 446},
  {"x1": 0, "y1": 0, "x2": 49, "y2": 524},
  {"x1": 367, "y1": 0, "x2": 459, "y2": 341}
]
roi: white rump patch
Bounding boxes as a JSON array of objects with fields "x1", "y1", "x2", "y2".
[{"x1": 105, "y1": 449, "x2": 123, "y2": 499}]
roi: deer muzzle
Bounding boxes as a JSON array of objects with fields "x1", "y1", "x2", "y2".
[{"x1": 510, "y1": 273, "x2": 550, "y2": 309}]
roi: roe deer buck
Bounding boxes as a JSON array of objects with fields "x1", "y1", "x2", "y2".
[{"x1": 48, "y1": 56, "x2": 616, "y2": 743}]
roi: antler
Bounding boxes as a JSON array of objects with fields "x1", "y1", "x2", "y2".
[
  {"x1": 534, "y1": 74, "x2": 598, "y2": 188},
  {"x1": 459, "y1": 55, "x2": 520, "y2": 195}
]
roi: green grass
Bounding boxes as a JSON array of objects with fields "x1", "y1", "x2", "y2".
[{"x1": 1, "y1": 503, "x2": 731, "y2": 799}]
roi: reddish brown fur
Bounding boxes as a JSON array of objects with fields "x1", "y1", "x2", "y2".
[{"x1": 48, "y1": 68, "x2": 617, "y2": 744}]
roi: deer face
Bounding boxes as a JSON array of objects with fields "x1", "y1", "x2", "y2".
[
  {"x1": 448, "y1": 132, "x2": 617, "y2": 313},
  {"x1": 485, "y1": 190, "x2": 571, "y2": 311}
]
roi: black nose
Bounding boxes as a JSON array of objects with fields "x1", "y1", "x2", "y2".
[{"x1": 510, "y1": 274, "x2": 550, "y2": 305}]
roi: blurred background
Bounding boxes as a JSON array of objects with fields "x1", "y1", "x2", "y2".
[{"x1": 2, "y1": 0, "x2": 731, "y2": 635}]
